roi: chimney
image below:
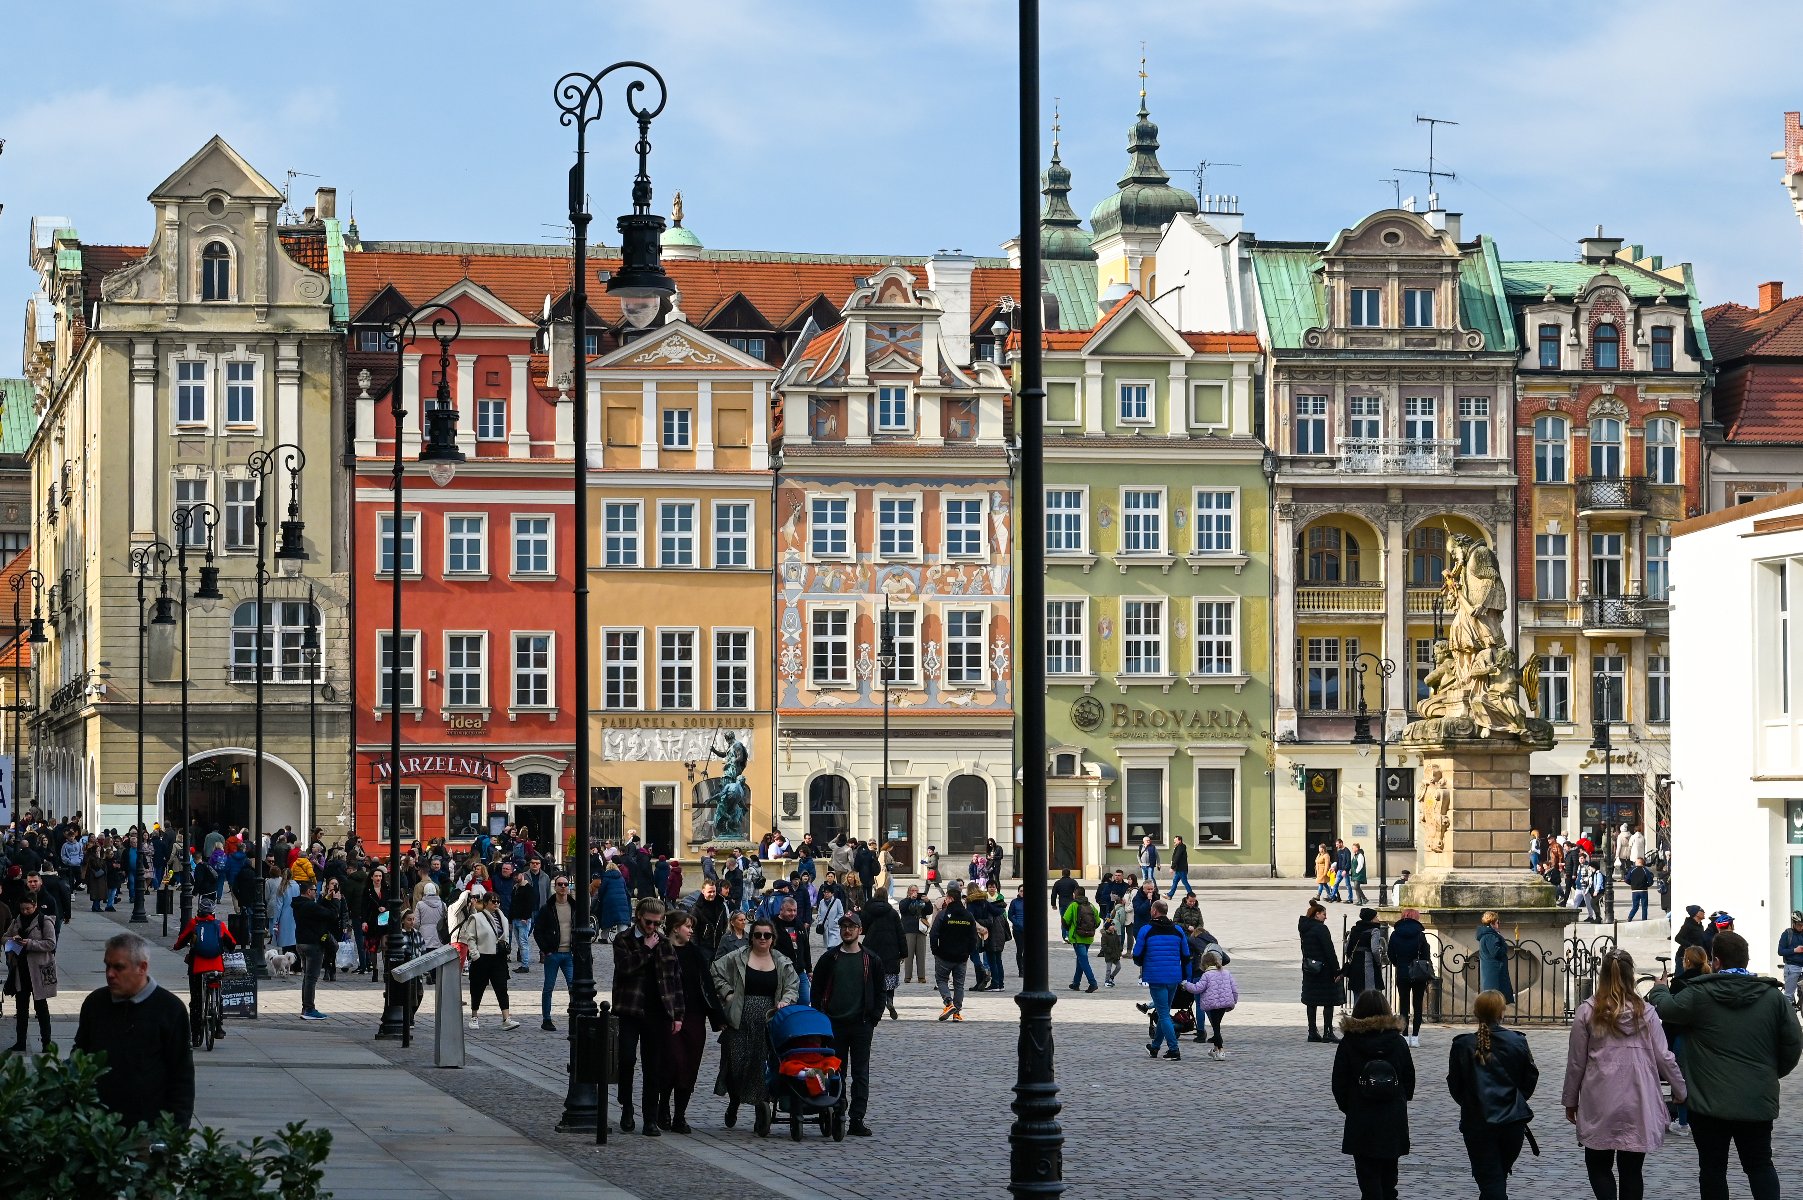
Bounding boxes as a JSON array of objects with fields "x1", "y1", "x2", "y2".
[
  {"x1": 315, "y1": 187, "x2": 337, "y2": 221},
  {"x1": 1424, "y1": 207, "x2": 1462, "y2": 243},
  {"x1": 1580, "y1": 225, "x2": 1625, "y2": 264},
  {"x1": 1760, "y1": 280, "x2": 1785, "y2": 312},
  {"x1": 925, "y1": 253, "x2": 975, "y2": 365}
]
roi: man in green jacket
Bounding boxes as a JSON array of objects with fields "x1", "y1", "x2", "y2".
[
  {"x1": 1648, "y1": 929, "x2": 1800, "y2": 1200},
  {"x1": 1061, "y1": 886, "x2": 1099, "y2": 992}
]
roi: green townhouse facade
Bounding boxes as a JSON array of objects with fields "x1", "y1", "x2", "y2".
[{"x1": 1029, "y1": 292, "x2": 1274, "y2": 880}]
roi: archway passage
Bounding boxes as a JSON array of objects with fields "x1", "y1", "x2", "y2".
[{"x1": 157, "y1": 750, "x2": 307, "y2": 848}]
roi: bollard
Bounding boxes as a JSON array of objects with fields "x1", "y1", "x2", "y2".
[{"x1": 572, "y1": 1007, "x2": 612, "y2": 1145}]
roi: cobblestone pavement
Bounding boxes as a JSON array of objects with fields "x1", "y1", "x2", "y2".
[{"x1": 67, "y1": 884, "x2": 1803, "y2": 1197}]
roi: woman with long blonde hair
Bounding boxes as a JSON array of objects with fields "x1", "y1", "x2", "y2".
[
  {"x1": 1448, "y1": 990, "x2": 1539, "y2": 1199},
  {"x1": 1561, "y1": 952, "x2": 1685, "y2": 1200}
]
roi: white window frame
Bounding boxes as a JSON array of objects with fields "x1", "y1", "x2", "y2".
[
  {"x1": 445, "y1": 513, "x2": 488, "y2": 577},
  {"x1": 1590, "y1": 418, "x2": 1624, "y2": 478},
  {"x1": 877, "y1": 605, "x2": 921, "y2": 689},
  {"x1": 511, "y1": 631, "x2": 554, "y2": 710},
  {"x1": 942, "y1": 606, "x2": 989, "y2": 687},
  {"x1": 1348, "y1": 395, "x2": 1382, "y2": 441},
  {"x1": 808, "y1": 493, "x2": 853, "y2": 562},
  {"x1": 1591, "y1": 532, "x2": 1625, "y2": 598},
  {"x1": 222, "y1": 477, "x2": 256, "y2": 553},
  {"x1": 1648, "y1": 652, "x2": 1671, "y2": 724},
  {"x1": 1119, "y1": 487, "x2": 1167, "y2": 557},
  {"x1": 377, "y1": 511, "x2": 419, "y2": 578},
  {"x1": 713, "y1": 628, "x2": 753, "y2": 711},
  {"x1": 476, "y1": 397, "x2": 507, "y2": 441},
  {"x1": 712, "y1": 501, "x2": 752, "y2": 569},
  {"x1": 662, "y1": 407, "x2": 693, "y2": 450},
  {"x1": 1117, "y1": 380, "x2": 1154, "y2": 426},
  {"x1": 376, "y1": 630, "x2": 420, "y2": 712},
  {"x1": 1045, "y1": 487, "x2": 1089, "y2": 557},
  {"x1": 1349, "y1": 288, "x2": 1381, "y2": 327},
  {"x1": 942, "y1": 495, "x2": 987, "y2": 561},
  {"x1": 1188, "y1": 382, "x2": 1227, "y2": 431},
  {"x1": 1646, "y1": 533, "x2": 1671, "y2": 602},
  {"x1": 1121, "y1": 762, "x2": 1168, "y2": 846},
  {"x1": 808, "y1": 605, "x2": 853, "y2": 688},
  {"x1": 511, "y1": 514, "x2": 554, "y2": 578},
  {"x1": 1120, "y1": 597, "x2": 1168, "y2": 679},
  {"x1": 1294, "y1": 394, "x2": 1329, "y2": 454},
  {"x1": 1192, "y1": 597, "x2": 1241, "y2": 678},
  {"x1": 602, "y1": 628, "x2": 643, "y2": 710},
  {"x1": 223, "y1": 357, "x2": 258, "y2": 429},
  {"x1": 603, "y1": 500, "x2": 642, "y2": 569},
  {"x1": 875, "y1": 494, "x2": 920, "y2": 561},
  {"x1": 1535, "y1": 533, "x2": 1568, "y2": 601},
  {"x1": 1534, "y1": 415, "x2": 1568, "y2": 483},
  {"x1": 1645, "y1": 418, "x2": 1681, "y2": 485},
  {"x1": 1045, "y1": 597, "x2": 1089, "y2": 678},
  {"x1": 175, "y1": 359, "x2": 209, "y2": 429},
  {"x1": 1457, "y1": 396, "x2": 1490, "y2": 458},
  {"x1": 658, "y1": 500, "x2": 698, "y2": 568},
  {"x1": 1191, "y1": 487, "x2": 1240, "y2": 557},
  {"x1": 1192, "y1": 761, "x2": 1242, "y2": 849},
  {"x1": 1403, "y1": 288, "x2": 1434, "y2": 328},
  {"x1": 1403, "y1": 396, "x2": 1437, "y2": 443},
  {"x1": 443, "y1": 630, "x2": 488, "y2": 709},
  {"x1": 875, "y1": 386, "x2": 911, "y2": 433},
  {"x1": 656, "y1": 628, "x2": 699, "y2": 710},
  {"x1": 1538, "y1": 654, "x2": 1571, "y2": 723}
]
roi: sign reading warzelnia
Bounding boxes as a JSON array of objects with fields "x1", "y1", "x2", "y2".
[{"x1": 1072, "y1": 700, "x2": 1256, "y2": 739}]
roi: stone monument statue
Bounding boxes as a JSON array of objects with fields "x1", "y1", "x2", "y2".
[{"x1": 689, "y1": 731, "x2": 753, "y2": 849}]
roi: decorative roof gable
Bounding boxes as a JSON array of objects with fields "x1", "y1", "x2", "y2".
[
  {"x1": 148, "y1": 135, "x2": 283, "y2": 203},
  {"x1": 592, "y1": 322, "x2": 774, "y2": 373},
  {"x1": 1080, "y1": 291, "x2": 1192, "y2": 358}
]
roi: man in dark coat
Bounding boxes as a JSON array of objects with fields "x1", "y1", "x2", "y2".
[
  {"x1": 810, "y1": 911, "x2": 883, "y2": 1137},
  {"x1": 686, "y1": 878, "x2": 731, "y2": 960},
  {"x1": 859, "y1": 889, "x2": 906, "y2": 1020},
  {"x1": 73, "y1": 931, "x2": 194, "y2": 1130}
]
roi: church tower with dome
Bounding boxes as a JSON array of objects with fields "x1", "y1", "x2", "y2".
[{"x1": 1088, "y1": 61, "x2": 1198, "y2": 301}]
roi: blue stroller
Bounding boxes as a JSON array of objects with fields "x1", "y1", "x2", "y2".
[{"x1": 763, "y1": 1003, "x2": 847, "y2": 1142}]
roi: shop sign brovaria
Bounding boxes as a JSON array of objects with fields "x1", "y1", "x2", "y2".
[{"x1": 1071, "y1": 697, "x2": 1256, "y2": 740}]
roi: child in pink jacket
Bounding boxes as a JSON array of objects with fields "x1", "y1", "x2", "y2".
[{"x1": 1180, "y1": 948, "x2": 1239, "y2": 1059}]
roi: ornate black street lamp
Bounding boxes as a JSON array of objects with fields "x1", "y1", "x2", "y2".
[
  {"x1": 373, "y1": 303, "x2": 465, "y2": 1041},
  {"x1": 1351, "y1": 653, "x2": 1397, "y2": 905},
  {"x1": 172, "y1": 503, "x2": 224, "y2": 928},
  {"x1": 879, "y1": 596, "x2": 895, "y2": 844},
  {"x1": 1010, "y1": 2, "x2": 1063, "y2": 1192},
  {"x1": 552, "y1": 60, "x2": 675, "y2": 1133},
  {"x1": 1591, "y1": 673, "x2": 1617, "y2": 923},
  {"x1": 129, "y1": 540, "x2": 173, "y2": 923},
  {"x1": 9, "y1": 569, "x2": 46, "y2": 827}
]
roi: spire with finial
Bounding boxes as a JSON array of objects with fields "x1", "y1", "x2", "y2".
[
  {"x1": 659, "y1": 189, "x2": 703, "y2": 258},
  {"x1": 1040, "y1": 98, "x2": 1096, "y2": 262},
  {"x1": 1088, "y1": 51, "x2": 1198, "y2": 238},
  {"x1": 671, "y1": 191, "x2": 685, "y2": 227}
]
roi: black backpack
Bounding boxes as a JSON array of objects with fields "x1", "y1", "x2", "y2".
[{"x1": 1358, "y1": 1057, "x2": 1402, "y2": 1102}]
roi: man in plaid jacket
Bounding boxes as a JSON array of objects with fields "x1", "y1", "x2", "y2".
[{"x1": 611, "y1": 897, "x2": 685, "y2": 1137}]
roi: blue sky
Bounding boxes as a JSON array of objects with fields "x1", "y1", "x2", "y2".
[{"x1": 5, "y1": 0, "x2": 1803, "y2": 375}]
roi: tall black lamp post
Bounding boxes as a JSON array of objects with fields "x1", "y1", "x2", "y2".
[
  {"x1": 1591, "y1": 674, "x2": 1617, "y2": 923},
  {"x1": 9, "y1": 570, "x2": 46, "y2": 827},
  {"x1": 171, "y1": 504, "x2": 224, "y2": 928},
  {"x1": 1010, "y1": 1, "x2": 1062, "y2": 1192},
  {"x1": 878, "y1": 596, "x2": 895, "y2": 841},
  {"x1": 129, "y1": 539, "x2": 173, "y2": 923},
  {"x1": 374, "y1": 303, "x2": 466, "y2": 1041},
  {"x1": 1350, "y1": 653, "x2": 1397, "y2": 906},
  {"x1": 553, "y1": 60, "x2": 675, "y2": 1133},
  {"x1": 245, "y1": 444, "x2": 308, "y2": 979},
  {"x1": 303, "y1": 584, "x2": 319, "y2": 825}
]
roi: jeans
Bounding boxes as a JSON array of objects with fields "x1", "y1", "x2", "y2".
[
  {"x1": 1146, "y1": 983, "x2": 1177, "y2": 1052},
  {"x1": 1140, "y1": 865, "x2": 1158, "y2": 888},
  {"x1": 797, "y1": 971, "x2": 811, "y2": 1006},
  {"x1": 1165, "y1": 871, "x2": 1193, "y2": 898},
  {"x1": 1627, "y1": 890, "x2": 1649, "y2": 921},
  {"x1": 828, "y1": 1018, "x2": 873, "y2": 1124},
  {"x1": 1461, "y1": 1121, "x2": 1527, "y2": 1200},
  {"x1": 934, "y1": 957, "x2": 966, "y2": 1012},
  {"x1": 300, "y1": 943, "x2": 323, "y2": 1013},
  {"x1": 983, "y1": 948, "x2": 1004, "y2": 988},
  {"x1": 1334, "y1": 874, "x2": 1353, "y2": 903},
  {"x1": 1583, "y1": 1148, "x2": 1644, "y2": 1200},
  {"x1": 1070, "y1": 943, "x2": 1097, "y2": 988},
  {"x1": 1784, "y1": 964, "x2": 1803, "y2": 1002},
  {"x1": 1689, "y1": 1113, "x2": 1779, "y2": 1200},
  {"x1": 541, "y1": 951, "x2": 574, "y2": 1021},
  {"x1": 511, "y1": 919, "x2": 533, "y2": 965},
  {"x1": 1352, "y1": 1155, "x2": 1399, "y2": 1200}
]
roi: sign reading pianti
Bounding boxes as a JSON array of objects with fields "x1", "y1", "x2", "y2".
[
  {"x1": 369, "y1": 754, "x2": 502, "y2": 784},
  {"x1": 1074, "y1": 698, "x2": 1255, "y2": 739}
]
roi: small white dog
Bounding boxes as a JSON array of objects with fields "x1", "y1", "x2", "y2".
[{"x1": 264, "y1": 948, "x2": 297, "y2": 977}]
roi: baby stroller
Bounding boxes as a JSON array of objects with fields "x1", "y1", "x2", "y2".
[
  {"x1": 1136, "y1": 999, "x2": 1196, "y2": 1040},
  {"x1": 763, "y1": 1003, "x2": 848, "y2": 1142}
]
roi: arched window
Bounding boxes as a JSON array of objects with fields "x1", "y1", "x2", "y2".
[
  {"x1": 231, "y1": 600, "x2": 321, "y2": 682},
  {"x1": 1591, "y1": 322, "x2": 1620, "y2": 370},
  {"x1": 1645, "y1": 418, "x2": 1680, "y2": 484},
  {"x1": 1533, "y1": 415, "x2": 1568, "y2": 483},
  {"x1": 1588, "y1": 418, "x2": 1622, "y2": 479},
  {"x1": 807, "y1": 774, "x2": 849, "y2": 844},
  {"x1": 201, "y1": 241, "x2": 231, "y2": 302},
  {"x1": 1408, "y1": 526, "x2": 1446, "y2": 585},
  {"x1": 1299, "y1": 526, "x2": 1360, "y2": 583},
  {"x1": 946, "y1": 774, "x2": 989, "y2": 856}
]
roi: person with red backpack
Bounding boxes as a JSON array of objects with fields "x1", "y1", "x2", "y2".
[{"x1": 172, "y1": 896, "x2": 237, "y2": 1046}]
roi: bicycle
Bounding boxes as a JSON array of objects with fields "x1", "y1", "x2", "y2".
[{"x1": 200, "y1": 970, "x2": 225, "y2": 1051}]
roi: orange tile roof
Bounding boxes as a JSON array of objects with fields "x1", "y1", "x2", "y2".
[
  {"x1": 1181, "y1": 332, "x2": 1262, "y2": 353},
  {"x1": 0, "y1": 548, "x2": 33, "y2": 669}
]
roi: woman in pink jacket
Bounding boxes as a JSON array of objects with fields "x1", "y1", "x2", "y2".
[{"x1": 1561, "y1": 950, "x2": 1686, "y2": 1200}]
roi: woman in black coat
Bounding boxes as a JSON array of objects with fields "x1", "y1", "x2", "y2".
[
  {"x1": 1332, "y1": 990, "x2": 1415, "y2": 1200},
  {"x1": 1299, "y1": 900, "x2": 1343, "y2": 1043},
  {"x1": 1387, "y1": 908, "x2": 1432, "y2": 1046},
  {"x1": 859, "y1": 890, "x2": 906, "y2": 1021}
]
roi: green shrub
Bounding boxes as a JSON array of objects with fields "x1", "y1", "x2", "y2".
[{"x1": 0, "y1": 1046, "x2": 332, "y2": 1199}]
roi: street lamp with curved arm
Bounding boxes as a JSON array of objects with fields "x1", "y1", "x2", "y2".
[
  {"x1": 1351, "y1": 653, "x2": 1398, "y2": 905},
  {"x1": 171, "y1": 501, "x2": 221, "y2": 927},
  {"x1": 128, "y1": 539, "x2": 173, "y2": 923}
]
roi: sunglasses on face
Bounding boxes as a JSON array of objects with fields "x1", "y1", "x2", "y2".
[{"x1": 751, "y1": 931, "x2": 774, "y2": 939}]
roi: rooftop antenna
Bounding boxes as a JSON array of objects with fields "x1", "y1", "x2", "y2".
[
  {"x1": 1381, "y1": 178, "x2": 1401, "y2": 208},
  {"x1": 1395, "y1": 115, "x2": 1458, "y2": 199},
  {"x1": 1187, "y1": 160, "x2": 1241, "y2": 194},
  {"x1": 280, "y1": 169, "x2": 320, "y2": 223}
]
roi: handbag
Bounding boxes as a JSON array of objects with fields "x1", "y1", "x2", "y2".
[
  {"x1": 1332, "y1": 981, "x2": 1348, "y2": 1006},
  {"x1": 335, "y1": 937, "x2": 359, "y2": 971},
  {"x1": 1303, "y1": 957, "x2": 1326, "y2": 976},
  {"x1": 1408, "y1": 958, "x2": 1434, "y2": 985}
]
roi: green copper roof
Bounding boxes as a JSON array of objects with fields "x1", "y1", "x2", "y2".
[
  {"x1": 1249, "y1": 245, "x2": 1325, "y2": 349},
  {"x1": 1088, "y1": 98, "x2": 1197, "y2": 239},
  {"x1": 323, "y1": 217, "x2": 350, "y2": 326},
  {"x1": 1046, "y1": 260, "x2": 1100, "y2": 331},
  {"x1": 0, "y1": 380, "x2": 40, "y2": 457},
  {"x1": 1683, "y1": 263, "x2": 1712, "y2": 363},
  {"x1": 661, "y1": 225, "x2": 703, "y2": 249},
  {"x1": 1040, "y1": 139, "x2": 1096, "y2": 262},
  {"x1": 1460, "y1": 236, "x2": 1518, "y2": 353},
  {"x1": 1498, "y1": 260, "x2": 1683, "y2": 301}
]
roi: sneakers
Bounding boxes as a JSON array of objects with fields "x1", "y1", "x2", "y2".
[
  {"x1": 466, "y1": 1017, "x2": 481, "y2": 1030},
  {"x1": 950, "y1": 1012, "x2": 964, "y2": 1022},
  {"x1": 541, "y1": 1019, "x2": 557, "y2": 1032},
  {"x1": 938, "y1": 1003, "x2": 955, "y2": 1022},
  {"x1": 1162, "y1": 1049, "x2": 1181, "y2": 1061},
  {"x1": 499, "y1": 1018, "x2": 521, "y2": 1031},
  {"x1": 1104, "y1": 980, "x2": 1115, "y2": 988},
  {"x1": 1146, "y1": 1042, "x2": 1158, "y2": 1058},
  {"x1": 848, "y1": 1122, "x2": 873, "y2": 1137},
  {"x1": 512, "y1": 964, "x2": 530, "y2": 975},
  {"x1": 1209, "y1": 1047, "x2": 1227, "y2": 1061},
  {"x1": 300, "y1": 1009, "x2": 327, "y2": 1021},
  {"x1": 1669, "y1": 1120, "x2": 1691, "y2": 1136},
  {"x1": 1407, "y1": 1035, "x2": 1422, "y2": 1048}
]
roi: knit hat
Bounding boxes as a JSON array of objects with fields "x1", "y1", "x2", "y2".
[
  {"x1": 1685, "y1": 905, "x2": 1704, "y2": 917},
  {"x1": 198, "y1": 896, "x2": 217, "y2": 916},
  {"x1": 1359, "y1": 907, "x2": 1378, "y2": 922}
]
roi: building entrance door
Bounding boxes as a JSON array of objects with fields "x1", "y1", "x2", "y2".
[
  {"x1": 1304, "y1": 768, "x2": 1339, "y2": 876},
  {"x1": 1049, "y1": 807, "x2": 1082, "y2": 871},
  {"x1": 879, "y1": 786, "x2": 914, "y2": 868},
  {"x1": 513, "y1": 803, "x2": 556, "y2": 850},
  {"x1": 644, "y1": 784, "x2": 677, "y2": 858}
]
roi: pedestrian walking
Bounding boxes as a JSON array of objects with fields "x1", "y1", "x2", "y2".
[
  {"x1": 1388, "y1": 907, "x2": 1432, "y2": 1047},
  {"x1": 1344, "y1": 906, "x2": 1388, "y2": 997},
  {"x1": 1164, "y1": 835, "x2": 1192, "y2": 898},
  {"x1": 810, "y1": 910, "x2": 881, "y2": 1137},
  {"x1": 1332, "y1": 989, "x2": 1414, "y2": 1200},
  {"x1": 929, "y1": 888, "x2": 978, "y2": 1021},
  {"x1": 1133, "y1": 899, "x2": 1190, "y2": 1060},
  {"x1": 972, "y1": 885, "x2": 1009, "y2": 990},
  {"x1": 654, "y1": 909, "x2": 711, "y2": 1134},
  {"x1": 1333, "y1": 838, "x2": 1354, "y2": 903},
  {"x1": 1648, "y1": 929, "x2": 1800, "y2": 1200},
  {"x1": 458, "y1": 887, "x2": 520, "y2": 1031},
  {"x1": 898, "y1": 885, "x2": 931, "y2": 984},
  {"x1": 1008, "y1": 885, "x2": 1028, "y2": 981},
  {"x1": 920, "y1": 845, "x2": 943, "y2": 897},
  {"x1": 1299, "y1": 899, "x2": 1343, "y2": 1043},
  {"x1": 507, "y1": 866, "x2": 538, "y2": 973},
  {"x1": 1137, "y1": 836, "x2": 1159, "y2": 889},
  {"x1": 598, "y1": 860, "x2": 632, "y2": 940},
  {"x1": 613, "y1": 897, "x2": 683, "y2": 1135},
  {"x1": 1478, "y1": 911, "x2": 1515, "y2": 1006},
  {"x1": 3, "y1": 890, "x2": 57, "y2": 1053},
  {"x1": 1779, "y1": 910, "x2": 1803, "y2": 1005},
  {"x1": 860, "y1": 889, "x2": 904, "y2": 1021},
  {"x1": 1314, "y1": 843, "x2": 1334, "y2": 901},
  {"x1": 1562, "y1": 950, "x2": 1685, "y2": 1200},
  {"x1": 1180, "y1": 948, "x2": 1238, "y2": 1056},
  {"x1": 1624, "y1": 858, "x2": 1654, "y2": 922},
  {"x1": 711, "y1": 916, "x2": 798, "y2": 1136},
  {"x1": 1099, "y1": 920, "x2": 1124, "y2": 988},
  {"x1": 1061, "y1": 885, "x2": 1100, "y2": 992},
  {"x1": 1449, "y1": 989, "x2": 1539, "y2": 1200},
  {"x1": 1350, "y1": 843, "x2": 1370, "y2": 905},
  {"x1": 532, "y1": 874, "x2": 577, "y2": 1031},
  {"x1": 72, "y1": 932, "x2": 193, "y2": 1131}
]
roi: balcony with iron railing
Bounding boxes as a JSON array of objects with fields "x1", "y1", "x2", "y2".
[
  {"x1": 1336, "y1": 438, "x2": 1458, "y2": 476},
  {"x1": 1575, "y1": 475, "x2": 1647, "y2": 515},
  {"x1": 1580, "y1": 592, "x2": 1647, "y2": 636}
]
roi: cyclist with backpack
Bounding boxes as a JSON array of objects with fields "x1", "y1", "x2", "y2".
[
  {"x1": 171, "y1": 896, "x2": 237, "y2": 1047},
  {"x1": 1061, "y1": 885, "x2": 1100, "y2": 992},
  {"x1": 1331, "y1": 989, "x2": 1415, "y2": 1200}
]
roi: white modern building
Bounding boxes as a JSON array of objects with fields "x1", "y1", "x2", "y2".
[{"x1": 1669, "y1": 489, "x2": 1803, "y2": 966}]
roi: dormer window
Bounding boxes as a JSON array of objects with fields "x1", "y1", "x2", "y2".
[
  {"x1": 1349, "y1": 288, "x2": 1380, "y2": 327},
  {"x1": 201, "y1": 242, "x2": 230, "y2": 302},
  {"x1": 876, "y1": 386, "x2": 910, "y2": 433},
  {"x1": 1592, "y1": 322, "x2": 1620, "y2": 370},
  {"x1": 1537, "y1": 324, "x2": 1561, "y2": 369},
  {"x1": 1650, "y1": 326, "x2": 1674, "y2": 371},
  {"x1": 1403, "y1": 289, "x2": 1435, "y2": 327}
]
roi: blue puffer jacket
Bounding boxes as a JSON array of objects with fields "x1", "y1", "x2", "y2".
[
  {"x1": 1132, "y1": 918, "x2": 1191, "y2": 986},
  {"x1": 598, "y1": 869, "x2": 632, "y2": 928}
]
